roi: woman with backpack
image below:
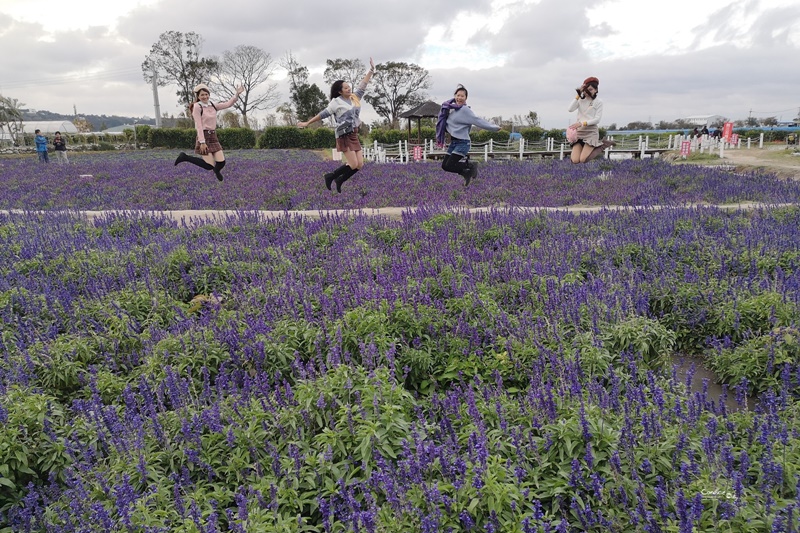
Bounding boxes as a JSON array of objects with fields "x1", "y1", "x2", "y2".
[{"x1": 175, "y1": 83, "x2": 243, "y2": 181}]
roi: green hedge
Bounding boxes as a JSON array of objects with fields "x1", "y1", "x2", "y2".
[
  {"x1": 256, "y1": 127, "x2": 337, "y2": 149},
  {"x1": 148, "y1": 128, "x2": 198, "y2": 149},
  {"x1": 470, "y1": 129, "x2": 511, "y2": 143},
  {"x1": 217, "y1": 128, "x2": 257, "y2": 149},
  {"x1": 370, "y1": 127, "x2": 436, "y2": 144},
  {"x1": 370, "y1": 127, "x2": 513, "y2": 145},
  {"x1": 519, "y1": 127, "x2": 546, "y2": 142},
  {"x1": 146, "y1": 128, "x2": 257, "y2": 149}
]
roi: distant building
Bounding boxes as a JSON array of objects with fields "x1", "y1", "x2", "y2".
[
  {"x1": 684, "y1": 115, "x2": 726, "y2": 126},
  {"x1": 102, "y1": 124, "x2": 137, "y2": 135},
  {"x1": 22, "y1": 121, "x2": 79, "y2": 134}
]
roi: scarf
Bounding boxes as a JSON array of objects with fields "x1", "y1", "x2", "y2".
[{"x1": 435, "y1": 98, "x2": 465, "y2": 146}]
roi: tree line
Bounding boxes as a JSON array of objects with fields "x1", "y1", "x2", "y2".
[{"x1": 142, "y1": 31, "x2": 434, "y2": 130}]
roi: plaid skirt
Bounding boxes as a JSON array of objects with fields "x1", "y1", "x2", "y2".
[
  {"x1": 335, "y1": 129, "x2": 362, "y2": 153},
  {"x1": 195, "y1": 130, "x2": 223, "y2": 154}
]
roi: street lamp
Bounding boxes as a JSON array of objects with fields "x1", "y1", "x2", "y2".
[{"x1": 132, "y1": 120, "x2": 138, "y2": 150}]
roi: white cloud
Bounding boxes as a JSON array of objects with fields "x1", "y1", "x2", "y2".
[{"x1": 0, "y1": 0, "x2": 798, "y2": 127}]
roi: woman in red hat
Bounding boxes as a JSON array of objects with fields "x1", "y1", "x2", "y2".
[{"x1": 568, "y1": 76, "x2": 607, "y2": 164}]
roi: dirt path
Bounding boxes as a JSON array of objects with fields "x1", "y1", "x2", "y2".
[{"x1": 716, "y1": 145, "x2": 800, "y2": 179}]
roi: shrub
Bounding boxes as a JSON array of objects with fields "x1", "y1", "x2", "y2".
[
  {"x1": 216, "y1": 128, "x2": 257, "y2": 149},
  {"x1": 256, "y1": 126, "x2": 335, "y2": 149},
  {"x1": 471, "y1": 129, "x2": 511, "y2": 143},
  {"x1": 370, "y1": 127, "x2": 435, "y2": 144},
  {"x1": 92, "y1": 141, "x2": 116, "y2": 151},
  {"x1": 0, "y1": 388, "x2": 73, "y2": 513},
  {"x1": 707, "y1": 326, "x2": 800, "y2": 394},
  {"x1": 520, "y1": 127, "x2": 546, "y2": 142},
  {"x1": 546, "y1": 128, "x2": 565, "y2": 141},
  {"x1": 600, "y1": 315, "x2": 676, "y2": 371},
  {"x1": 148, "y1": 128, "x2": 197, "y2": 149}
]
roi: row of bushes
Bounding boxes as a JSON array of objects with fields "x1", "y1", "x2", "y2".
[
  {"x1": 20, "y1": 126, "x2": 582, "y2": 151},
  {"x1": 19, "y1": 125, "x2": 792, "y2": 152}
]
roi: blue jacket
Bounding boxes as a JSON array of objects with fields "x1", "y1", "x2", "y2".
[
  {"x1": 445, "y1": 105, "x2": 500, "y2": 141},
  {"x1": 35, "y1": 134, "x2": 48, "y2": 152}
]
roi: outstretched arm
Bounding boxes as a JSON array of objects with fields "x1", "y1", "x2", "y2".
[
  {"x1": 297, "y1": 114, "x2": 322, "y2": 128},
  {"x1": 217, "y1": 86, "x2": 245, "y2": 111},
  {"x1": 361, "y1": 57, "x2": 375, "y2": 85}
]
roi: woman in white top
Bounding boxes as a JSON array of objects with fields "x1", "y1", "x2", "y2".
[
  {"x1": 298, "y1": 58, "x2": 375, "y2": 193},
  {"x1": 568, "y1": 76, "x2": 604, "y2": 164}
]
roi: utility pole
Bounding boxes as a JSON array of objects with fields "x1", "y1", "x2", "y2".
[{"x1": 151, "y1": 67, "x2": 162, "y2": 128}]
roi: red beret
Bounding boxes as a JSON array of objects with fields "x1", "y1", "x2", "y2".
[{"x1": 583, "y1": 77, "x2": 599, "y2": 86}]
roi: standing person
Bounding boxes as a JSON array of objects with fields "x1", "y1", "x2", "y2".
[
  {"x1": 53, "y1": 131, "x2": 69, "y2": 164},
  {"x1": 435, "y1": 84, "x2": 501, "y2": 187},
  {"x1": 34, "y1": 129, "x2": 49, "y2": 163},
  {"x1": 297, "y1": 58, "x2": 375, "y2": 193},
  {"x1": 174, "y1": 83, "x2": 243, "y2": 181},
  {"x1": 568, "y1": 77, "x2": 606, "y2": 164}
]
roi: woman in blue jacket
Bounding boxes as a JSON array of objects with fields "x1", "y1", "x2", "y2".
[{"x1": 436, "y1": 85, "x2": 500, "y2": 187}]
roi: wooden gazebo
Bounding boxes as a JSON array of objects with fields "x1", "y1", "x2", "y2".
[{"x1": 399, "y1": 100, "x2": 441, "y2": 143}]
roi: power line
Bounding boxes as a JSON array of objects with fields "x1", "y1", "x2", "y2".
[{"x1": 749, "y1": 107, "x2": 800, "y2": 115}]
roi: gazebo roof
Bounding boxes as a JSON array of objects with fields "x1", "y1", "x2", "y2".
[{"x1": 399, "y1": 100, "x2": 441, "y2": 119}]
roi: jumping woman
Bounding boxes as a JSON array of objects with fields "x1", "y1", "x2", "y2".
[
  {"x1": 435, "y1": 84, "x2": 500, "y2": 187},
  {"x1": 298, "y1": 58, "x2": 375, "y2": 193},
  {"x1": 175, "y1": 83, "x2": 243, "y2": 181},
  {"x1": 568, "y1": 76, "x2": 612, "y2": 164}
]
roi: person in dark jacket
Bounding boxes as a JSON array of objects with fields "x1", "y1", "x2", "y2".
[{"x1": 53, "y1": 131, "x2": 69, "y2": 164}]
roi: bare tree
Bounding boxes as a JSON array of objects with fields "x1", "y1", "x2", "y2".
[
  {"x1": 210, "y1": 45, "x2": 280, "y2": 129},
  {"x1": 323, "y1": 58, "x2": 367, "y2": 86},
  {"x1": 365, "y1": 61, "x2": 431, "y2": 128},
  {"x1": 142, "y1": 31, "x2": 218, "y2": 111}
]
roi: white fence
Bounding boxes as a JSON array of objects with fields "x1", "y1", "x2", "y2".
[{"x1": 356, "y1": 132, "x2": 758, "y2": 164}]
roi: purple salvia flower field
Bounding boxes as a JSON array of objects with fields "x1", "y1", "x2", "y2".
[
  {"x1": 0, "y1": 150, "x2": 799, "y2": 209},
  {"x1": 1, "y1": 150, "x2": 800, "y2": 531}
]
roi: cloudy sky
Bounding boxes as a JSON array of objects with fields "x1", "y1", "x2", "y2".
[{"x1": 1, "y1": 0, "x2": 799, "y2": 129}]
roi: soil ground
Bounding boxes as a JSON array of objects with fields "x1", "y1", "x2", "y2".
[{"x1": 687, "y1": 143, "x2": 800, "y2": 179}]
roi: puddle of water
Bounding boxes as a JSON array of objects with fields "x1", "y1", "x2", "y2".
[{"x1": 671, "y1": 355, "x2": 757, "y2": 412}]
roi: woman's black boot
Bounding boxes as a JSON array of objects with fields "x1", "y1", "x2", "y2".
[{"x1": 334, "y1": 167, "x2": 358, "y2": 193}]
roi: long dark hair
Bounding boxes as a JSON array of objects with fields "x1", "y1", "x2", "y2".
[
  {"x1": 330, "y1": 80, "x2": 345, "y2": 100},
  {"x1": 454, "y1": 84, "x2": 468, "y2": 97},
  {"x1": 188, "y1": 88, "x2": 210, "y2": 114}
]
